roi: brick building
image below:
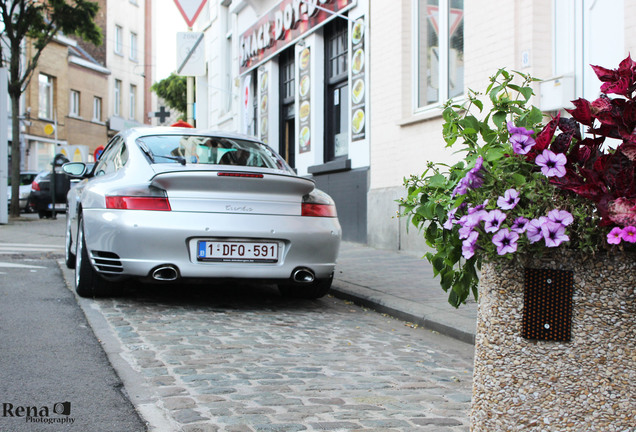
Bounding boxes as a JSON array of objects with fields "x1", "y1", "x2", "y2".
[{"x1": 22, "y1": 33, "x2": 110, "y2": 171}]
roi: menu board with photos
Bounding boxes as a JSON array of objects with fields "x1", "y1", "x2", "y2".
[
  {"x1": 299, "y1": 47, "x2": 311, "y2": 153},
  {"x1": 351, "y1": 17, "x2": 365, "y2": 142},
  {"x1": 259, "y1": 69, "x2": 269, "y2": 144}
]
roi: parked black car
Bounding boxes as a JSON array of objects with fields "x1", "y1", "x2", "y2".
[{"x1": 27, "y1": 170, "x2": 71, "y2": 218}]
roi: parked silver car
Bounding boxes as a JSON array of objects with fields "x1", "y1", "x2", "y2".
[{"x1": 63, "y1": 127, "x2": 341, "y2": 298}]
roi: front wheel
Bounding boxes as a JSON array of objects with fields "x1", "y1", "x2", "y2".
[
  {"x1": 278, "y1": 274, "x2": 333, "y2": 299},
  {"x1": 75, "y1": 217, "x2": 114, "y2": 297}
]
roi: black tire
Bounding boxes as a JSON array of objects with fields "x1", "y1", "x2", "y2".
[
  {"x1": 75, "y1": 217, "x2": 113, "y2": 297},
  {"x1": 278, "y1": 274, "x2": 333, "y2": 299},
  {"x1": 64, "y1": 212, "x2": 76, "y2": 269}
]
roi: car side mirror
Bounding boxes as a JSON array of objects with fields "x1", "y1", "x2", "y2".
[{"x1": 62, "y1": 162, "x2": 88, "y2": 177}]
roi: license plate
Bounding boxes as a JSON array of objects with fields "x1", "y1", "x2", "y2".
[
  {"x1": 197, "y1": 241, "x2": 279, "y2": 263},
  {"x1": 47, "y1": 203, "x2": 66, "y2": 210}
]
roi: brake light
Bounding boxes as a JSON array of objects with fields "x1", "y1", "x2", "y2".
[
  {"x1": 302, "y1": 203, "x2": 337, "y2": 217},
  {"x1": 217, "y1": 172, "x2": 264, "y2": 178},
  {"x1": 302, "y1": 189, "x2": 337, "y2": 217},
  {"x1": 31, "y1": 181, "x2": 40, "y2": 192},
  {"x1": 105, "y1": 196, "x2": 171, "y2": 211}
]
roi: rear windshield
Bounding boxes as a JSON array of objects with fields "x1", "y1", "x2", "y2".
[{"x1": 137, "y1": 135, "x2": 291, "y2": 171}]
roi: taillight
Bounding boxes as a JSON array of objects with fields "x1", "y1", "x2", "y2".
[
  {"x1": 105, "y1": 186, "x2": 171, "y2": 211},
  {"x1": 105, "y1": 196, "x2": 171, "y2": 211},
  {"x1": 31, "y1": 181, "x2": 40, "y2": 192},
  {"x1": 302, "y1": 189, "x2": 337, "y2": 217},
  {"x1": 302, "y1": 203, "x2": 337, "y2": 217}
]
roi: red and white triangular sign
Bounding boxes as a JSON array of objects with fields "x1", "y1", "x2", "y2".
[
  {"x1": 174, "y1": 0, "x2": 208, "y2": 28},
  {"x1": 426, "y1": 6, "x2": 463, "y2": 36}
]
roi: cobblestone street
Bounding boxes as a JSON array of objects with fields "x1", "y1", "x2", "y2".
[{"x1": 76, "y1": 282, "x2": 474, "y2": 431}]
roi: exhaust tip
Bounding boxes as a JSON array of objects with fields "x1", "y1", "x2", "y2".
[
  {"x1": 292, "y1": 268, "x2": 315, "y2": 283},
  {"x1": 152, "y1": 265, "x2": 179, "y2": 281}
]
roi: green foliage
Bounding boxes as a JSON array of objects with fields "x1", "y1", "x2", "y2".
[
  {"x1": 399, "y1": 70, "x2": 606, "y2": 308},
  {"x1": 151, "y1": 73, "x2": 188, "y2": 116}
]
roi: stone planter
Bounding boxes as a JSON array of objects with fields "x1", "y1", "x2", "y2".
[{"x1": 471, "y1": 250, "x2": 635, "y2": 431}]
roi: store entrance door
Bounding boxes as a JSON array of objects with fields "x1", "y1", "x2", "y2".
[{"x1": 281, "y1": 103, "x2": 295, "y2": 168}]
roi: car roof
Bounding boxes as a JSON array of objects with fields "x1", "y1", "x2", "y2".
[{"x1": 119, "y1": 127, "x2": 263, "y2": 144}]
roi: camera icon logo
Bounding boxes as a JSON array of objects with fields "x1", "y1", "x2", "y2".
[{"x1": 53, "y1": 402, "x2": 71, "y2": 416}]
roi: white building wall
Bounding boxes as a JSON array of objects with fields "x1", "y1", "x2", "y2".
[
  {"x1": 368, "y1": 0, "x2": 553, "y2": 252},
  {"x1": 106, "y1": 0, "x2": 145, "y2": 129}
]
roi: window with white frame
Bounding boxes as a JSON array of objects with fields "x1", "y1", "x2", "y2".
[
  {"x1": 93, "y1": 96, "x2": 102, "y2": 121},
  {"x1": 38, "y1": 73, "x2": 54, "y2": 119},
  {"x1": 130, "y1": 32, "x2": 138, "y2": 61},
  {"x1": 114, "y1": 79, "x2": 122, "y2": 116},
  {"x1": 115, "y1": 25, "x2": 123, "y2": 55},
  {"x1": 129, "y1": 84, "x2": 137, "y2": 120},
  {"x1": 69, "y1": 90, "x2": 80, "y2": 117},
  {"x1": 413, "y1": 0, "x2": 464, "y2": 110}
]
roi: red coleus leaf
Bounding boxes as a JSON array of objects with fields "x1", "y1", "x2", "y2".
[
  {"x1": 535, "y1": 114, "x2": 560, "y2": 152},
  {"x1": 566, "y1": 99, "x2": 594, "y2": 126},
  {"x1": 600, "y1": 77, "x2": 631, "y2": 97},
  {"x1": 591, "y1": 64, "x2": 618, "y2": 82},
  {"x1": 608, "y1": 197, "x2": 636, "y2": 226}
]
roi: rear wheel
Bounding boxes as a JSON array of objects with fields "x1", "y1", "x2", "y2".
[
  {"x1": 278, "y1": 274, "x2": 333, "y2": 299},
  {"x1": 75, "y1": 216, "x2": 113, "y2": 297}
]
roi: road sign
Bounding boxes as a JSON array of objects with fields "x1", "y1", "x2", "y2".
[
  {"x1": 177, "y1": 32, "x2": 206, "y2": 76},
  {"x1": 174, "y1": 0, "x2": 208, "y2": 28}
]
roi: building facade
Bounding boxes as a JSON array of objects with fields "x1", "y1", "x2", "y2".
[
  {"x1": 190, "y1": 0, "x2": 636, "y2": 251},
  {"x1": 105, "y1": 0, "x2": 148, "y2": 134},
  {"x1": 368, "y1": 0, "x2": 635, "y2": 254},
  {"x1": 195, "y1": 0, "x2": 371, "y2": 242},
  {"x1": 22, "y1": 34, "x2": 110, "y2": 171}
]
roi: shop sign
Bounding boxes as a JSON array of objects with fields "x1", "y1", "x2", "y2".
[{"x1": 239, "y1": 0, "x2": 354, "y2": 74}]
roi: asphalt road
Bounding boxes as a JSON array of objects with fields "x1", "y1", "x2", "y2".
[{"x1": 0, "y1": 222, "x2": 147, "y2": 432}]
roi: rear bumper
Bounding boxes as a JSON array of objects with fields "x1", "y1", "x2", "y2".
[{"x1": 81, "y1": 208, "x2": 341, "y2": 280}]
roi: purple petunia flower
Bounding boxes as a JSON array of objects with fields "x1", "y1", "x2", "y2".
[
  {"x1": 510, "y1": 217, "x2": 530, "y2": 233},
  {"x1": 497, "y1": 189, "x2": 520, "y2": 210},
  {"x1": 620, "y1": 226, "x2": 636, "y2": 243},
  {"x1": 483, "y1": 210, "x2": 507, "y2": 233},
  {"x1": 507, "y1": 122, "x2": 536, "y2": 155},
  {"x1": 492, "y1": 228, "x2": 519, "y2": 255},
  {"x1": 510, "y1": 134, "x2": 536, "y2": 155},
  {"x1": 443, "y1": 208, "x2": 458, "y2": 230},
  {"x1": 451, "y1": 156, "x2": 486, "y2": 197},
  {"x1": 541, "y1": 221, "x2": 570, "y2": 247},
  {"x1": 468, "y1": 199, "x2": 489, "y2": 214},
  {"x1": 526, "y1": 217, "x2": 547, "y2": 243},
  {"x1": 547, "y1": 209, "x2": 574, "y2": 226},
  {"x1": 607, "y1": 227, "x2": 623, "y2": 245},
  {"x1": 462, "y1": 231, "x2": 479, "y2": 259},
  {"x1": 535, "y1": 150, "x2": 567, "y2": 178},
  {"x1": 507, "y1": 121, "x2": 535, "y2": 137}
]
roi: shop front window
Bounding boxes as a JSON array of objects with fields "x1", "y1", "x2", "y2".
[
  {"x1": 325, "y1": 18, "x2": 349, "y2": 162},
  {"x1": 414, "y1": 0, "x2": 464, "y2": 110}
]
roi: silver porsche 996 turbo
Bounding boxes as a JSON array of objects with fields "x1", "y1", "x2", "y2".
[{"x1": 63, "y1": 127, "x2": 341, "y2": 299}]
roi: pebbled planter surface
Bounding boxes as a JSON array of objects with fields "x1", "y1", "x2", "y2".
[{"x1": 471, "y1": 251, "x2": 635, "y2": 431}]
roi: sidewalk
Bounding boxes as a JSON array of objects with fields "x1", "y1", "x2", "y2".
[{"x1": 331, "y1": 242, "x2": 477, "y2": 345}]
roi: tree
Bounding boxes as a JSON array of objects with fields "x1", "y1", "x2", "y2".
[
  {"x1": 1, "y1": 0, "x2": 102, "y2": 217},
  {"x1": 151, "y1": 73, "x2": 188, "y2": 118}
]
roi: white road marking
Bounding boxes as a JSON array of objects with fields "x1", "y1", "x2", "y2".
[{"x1": 0, "y1": 262, "x2": 47, "y2": 269}]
